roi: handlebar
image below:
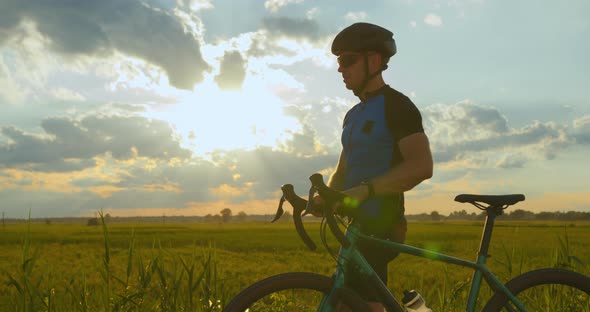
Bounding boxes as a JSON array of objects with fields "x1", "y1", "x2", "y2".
[
  {"x1": 307, "y1": 173, "x2": 350, "y2": 248},
  {"x1": 272, "y1": 184, "x2": 317, "y2": 250},
  {"x1": 272, "y1": 173, "x2": 351, "y2": 250}
]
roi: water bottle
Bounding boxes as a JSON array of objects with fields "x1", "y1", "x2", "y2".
[{"x1": 402, "y1": 289, "x2": 432, "y2": 312}]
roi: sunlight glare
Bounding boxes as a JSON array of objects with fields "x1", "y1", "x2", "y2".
[{"x1": 148, "y1": 76, "x2": 301, "y2": 157}]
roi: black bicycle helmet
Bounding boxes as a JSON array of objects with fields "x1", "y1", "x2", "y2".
[{"x1": 331, "y1": 22, "x2": 396, "y2": 57}]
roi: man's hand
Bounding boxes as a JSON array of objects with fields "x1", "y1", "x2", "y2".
[
  {"x1": 310, "y1": 195, "x2": 355, "y2": 217},
  {"x1": 309, "y1": 195, "x2": 325, "y2": 217}
]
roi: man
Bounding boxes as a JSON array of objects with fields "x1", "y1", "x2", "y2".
[{"x1": 324, "y1": 22, "x2": 433, "y2": 311}]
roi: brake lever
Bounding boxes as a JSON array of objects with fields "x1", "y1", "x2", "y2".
[
  {"x1": 279, "y1": 184, "x2": 317, "y2": 250},
  {"x1": 271, "y1": 196, "x2": 285, "y2": 223}
]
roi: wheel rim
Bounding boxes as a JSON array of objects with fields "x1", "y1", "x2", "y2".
[
  {"x1": 498, "y1": 283, "x2": 590, "y2": 312},
  {"x1": 244, "y1": 288, "x2": 331, "y2": 312}
]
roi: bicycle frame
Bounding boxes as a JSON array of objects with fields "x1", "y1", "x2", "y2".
[{"x1": 318, "y1": 210, "x2": 528, "y2": 312}]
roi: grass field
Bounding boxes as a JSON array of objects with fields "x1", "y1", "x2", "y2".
[{"x1": 1, "y1": 219, "x2": 589, "y2": 311}]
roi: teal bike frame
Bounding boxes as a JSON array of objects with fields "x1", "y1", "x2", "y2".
[{"x1": 317, "y1": 208, "x2": 527, "y2": 312}]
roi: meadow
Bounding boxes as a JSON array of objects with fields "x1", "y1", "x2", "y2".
[{"x1": 1, "y1": 218, "x2": 589, "y2": 311}]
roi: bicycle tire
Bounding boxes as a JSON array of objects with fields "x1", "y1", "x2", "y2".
[
  {"x1": 223, "y1": 272, "x2": 370, "y2": 312},
  {"x1": 483, "y1": 268, "x2": 590, "y2": 311}
]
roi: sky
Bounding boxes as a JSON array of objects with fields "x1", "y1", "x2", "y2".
[{"x1": 0, "y1": 0, "x2": 589, "y2": 218}]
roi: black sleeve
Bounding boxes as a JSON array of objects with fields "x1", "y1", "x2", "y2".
[{"x1": 387, "y1": 93, "x2": 424, "y2": 141}]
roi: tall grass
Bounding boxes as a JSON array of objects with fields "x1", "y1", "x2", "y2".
[
  {"x1": 2, "y1": 220, "x2": 589, "y2": 311},
  {"x1": 3, "y1": 213, "x2": 228, "y2": 311}
]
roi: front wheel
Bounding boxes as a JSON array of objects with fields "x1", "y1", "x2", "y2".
[
  {"x1": 223, "y1": 272, "x2": 370, "y2": 312},
  {"x1": 483, "y1": 268, "x2": 590, "y2": 311}
]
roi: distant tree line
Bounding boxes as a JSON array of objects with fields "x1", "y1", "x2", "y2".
[
  {"x1": 4, "y1": 208, "x2": 589, "y2": 226},
  {"x1": 407, "y1": 209, "x2": 590, "y2": 221}
]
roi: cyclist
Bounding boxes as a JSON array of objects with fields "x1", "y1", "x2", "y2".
[{"x1": 319, "y1": 22, "x2": 434, "y2": 311}]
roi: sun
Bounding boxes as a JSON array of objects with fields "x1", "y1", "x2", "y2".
[{"x1": 147, "y1": 75, "x2": 302, "y2": 157}]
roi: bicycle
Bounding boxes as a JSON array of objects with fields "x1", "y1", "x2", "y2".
[{"x1": 223, "y1": 173, "x2": 590, "y2": 311}]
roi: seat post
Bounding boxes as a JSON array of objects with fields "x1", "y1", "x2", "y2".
[{"x1": 477, "y1": 207, "x2": 502, "y2": 260}]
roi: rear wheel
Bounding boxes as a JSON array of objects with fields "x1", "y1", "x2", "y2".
[
  {"x1": 483, "y1": 268, "x2": 590, "y2": 312},
  {"x1": 223, "y1": 272, "x2": 370, "y2": 312}
]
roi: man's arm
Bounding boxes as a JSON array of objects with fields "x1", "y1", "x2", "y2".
[
  {"x1": 309, "y1": 150, "x2": 347, "y2": 216},
  {"x1": 327, "y1": 150, "x2": 347, "y2": 191},
  {"x1": 343, "y1": 132, "x2": 433, "y2": 200}
]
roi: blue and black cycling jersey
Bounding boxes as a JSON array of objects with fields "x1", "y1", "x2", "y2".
[{"x1": 341, "y1": 84, "x2": 424, "y2": 234}]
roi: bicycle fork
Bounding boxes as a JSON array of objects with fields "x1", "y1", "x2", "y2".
[{"x1": 317, "y1": 227, "x2": 405, "y2": 312}]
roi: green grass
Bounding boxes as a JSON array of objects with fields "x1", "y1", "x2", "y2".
[{"x1": 1, "y1": 219, "x2": 589, "y2": 311}]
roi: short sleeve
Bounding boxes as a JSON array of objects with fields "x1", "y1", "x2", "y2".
[{"x1": 386, "y1": 92, "x2": 424, "y2": 141}]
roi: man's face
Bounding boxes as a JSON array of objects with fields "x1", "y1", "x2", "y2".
[
  {"x1": 337, "y1": 52, "x2": 381, "y2": 90},
  {"x1": 337, "y1": 52, "x2": 365, "y2": 90}
]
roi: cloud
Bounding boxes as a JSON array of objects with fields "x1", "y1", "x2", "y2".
[
  {"x1": 282, "y1": 96, "x2": 353, "y2": 153},
  {"x1": 0, "y1": 0, "x2": 210, "y2": 90},
  {"x1": 261, "y1": 16, "x2": 323, "y2": 41},
  {"x1": 0, "y1": 58, "x2": 31, "y2": 104},
  {"x1": 573, "y1": 115, "x2": 590, "y2": 144},
  {"x1": 424, "y1": 13, "x2": 443, "y2": 26},
  {"x1": 214, "y1": 51, "x2": 246, "y2": 90},
  {"x1": 496, "y1": 154, "x2": 527, "y2": 168},
  {"x1": 424, "y1": 101, "x2": 572, "y2": 166},
  {"x1": 0, "y1": 115, "x2": 192, "y2": 172},
  {"x1": 50, "y1": 87, "x2": 86, "y2": 102},
  {"x1": 425, "y1": 100, "x2": 509, "y2": 145},
  {"x1": 264, "y1": 0, "x2": 304, "y2": 13},
  {"x1": 0, "y1": 142, "x2": 338, "y2": 217},
  {"x1": 344, "y1": 11, "x2": 368, "y2": 21},
  {"x1": 177, "y1": 0, "x2": 214, "y2": 12},
  {"x1": 209, "y1": 147, "x2": 335, "y2": 199},
  {"x1": 306, "y1": 7, "x2": 320, "y2": 19}
]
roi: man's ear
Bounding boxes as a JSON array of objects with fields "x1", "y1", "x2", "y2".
[{"x1": 371, "y1": 53, "x2": 384, "y2": 71}]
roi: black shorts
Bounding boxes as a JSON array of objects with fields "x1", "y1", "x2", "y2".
[{"x1": 343, "y1": 217, "x2": 407, "y2": 302}]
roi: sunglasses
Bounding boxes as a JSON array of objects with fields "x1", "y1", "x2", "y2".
[{"x1": 337, "y1": 54, "x2": 362, "y2": 68}]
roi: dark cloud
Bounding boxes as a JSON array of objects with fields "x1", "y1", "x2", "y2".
[
  {"x1": 282, "y1": 97, "x2": 352, "y2": 153},
  {"x1": 214, "y1": 51, "x2": 246, "y2": 90},
  {"x1": 0, "y1": 115, "x2": 192, "y2": 172},
  {"x1": 497, "y1": 154, "x2": 527, "y2": 169},
  {"x1": 210, "y1": 147, "x2": 335, "y2": 199},
  {"x1": 246, "y1": 36, "x2": 298, "y2": 58},
  {"x1": 0, "y1": 0, "x2": 209, "y2": 90},
  {"x1": 0, "y1": 145, "x2": 338, "y2": 217},
  {"x1": 281, "y1": 125, "x2": 318, "y2": 156},
  {"x1": 424, "y1": 102, "x2": 572, "y2": 165},
  {"x1": 0, "y1": 189, "x2": 100, "y2": 218},
  {"x1": 261, "y1": 16, "x2": 323, "y2": 41}
]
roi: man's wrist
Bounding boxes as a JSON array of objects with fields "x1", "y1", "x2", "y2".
[{"x1": 360, "y1": 181, "x2": 375, "y2": 199}]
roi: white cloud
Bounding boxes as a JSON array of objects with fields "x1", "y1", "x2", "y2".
[
  {"x1": 0, "y1": 59, "x2": 30, "y2": 104},
  {"x1": 344, "y1": 11, "x2": 368, "y2": 21},
  {"x1": 424, "y1": 13, "x2": 443, "y2": 26},
  {"x1": 306, "y1": 7, "x2": 320, "y2": 19},
  {"x1": 410, "y1": 20, "x2": 418, "y2": 28},
  {"x1": 188, "y1": 0, "x2": 213, "y2": 11},
  {"x1": 264, "y1": 0, "x2": 304, "y2": 13},
  {"x1": 50, "y1": 87, "x2": 86, "y2": 102}
]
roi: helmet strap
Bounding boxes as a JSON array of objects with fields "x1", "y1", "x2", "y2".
[{"x1": 353, "y1": 52, "x2": 384, "y2": 100}]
